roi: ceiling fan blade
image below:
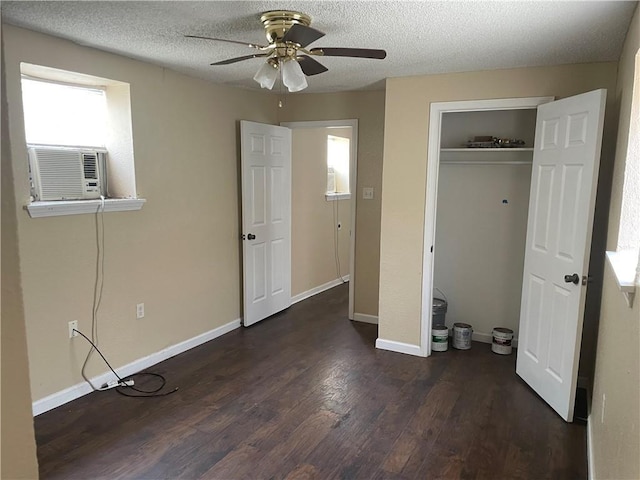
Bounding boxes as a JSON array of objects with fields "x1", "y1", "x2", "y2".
[
  {"x1": 282, "y1": 24, "x2": 325, "y2": 47},
  {"x1": 211, "y1": 53, "x2": 269, "y2": 66},
  {"x1": 297, "y1": 55, "x2": 329, "y2": 76},
  {"x1": 310, "y1": 47, "x2": 387, "y2": 59},
  {"x1": 185, "y1": 35, "x2": 266, "y2": 50}
]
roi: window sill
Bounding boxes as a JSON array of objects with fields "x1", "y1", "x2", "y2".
[
  {"x1": 25, "y1": 198, "x2": 146, "y2": 218},
  {"x1": 325, "y1": 193, "x2": 351, "y2": 201},
  {"x1": 606, "y1": 250, "x2": 638, "y2": 308}
]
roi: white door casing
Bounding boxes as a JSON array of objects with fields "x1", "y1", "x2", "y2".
[
  {"x1": 516, "y1": 89, "x2": 607, "y2": 422},
  {"x1": 281, "y1": 120, "x2": 358, "y2": 320},
  {"x1": 421, "y1": 97, "x2": 554, "y2": 357},
  {"x1": 241, "y1": 121, "x2": 292, "y2": 327}
]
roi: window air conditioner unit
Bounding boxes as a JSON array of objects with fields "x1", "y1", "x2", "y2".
[{"x1": 28, "y1": 146, "x2": 106, "y2": 201}]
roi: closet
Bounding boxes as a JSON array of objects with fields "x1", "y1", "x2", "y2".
[
  {"x1": 433, "y1": 106, "x2": 540, "y2": 345},
  {"x1": 424, "y1": 91, "x2": 607, "y2": 422}
]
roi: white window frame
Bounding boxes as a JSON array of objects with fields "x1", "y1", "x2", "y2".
[
  {"x1": 21, "y1": 76, "x2": 108, "y2": 149},
  {"x1": 20, "y1": 63, "x2": 144, "y2": 218},
  {"x1": 326, "y1": 134, "x2": 351, "y2": 199},
  {"x1": 606, "y1": 49, "x2": 640, "y2": 308}
]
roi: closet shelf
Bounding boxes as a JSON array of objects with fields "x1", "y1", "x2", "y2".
[
  {"x1": 440, "y1": 159, "x2": 532, "y2": 165},
  {"x1": 440, "y1": 147, "x2": 534, "y2": 165},
  {"x1": 440, "y1": 147, "x2": 533, "y2": 152}
]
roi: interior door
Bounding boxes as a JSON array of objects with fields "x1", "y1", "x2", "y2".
[
  {"x1": 516, "y1": 89, "x2": 606, "y2": 421},
  {"x1": 240, "y1": 120, "x2": 292, "y2": 327}
]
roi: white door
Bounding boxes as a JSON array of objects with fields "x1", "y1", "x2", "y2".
[
  {"x1": 516, "y1": 89, "x2": 606, "y2": 421},
  {"x1": 240, "y1": 121, "x2": 292, "y2": 327}
]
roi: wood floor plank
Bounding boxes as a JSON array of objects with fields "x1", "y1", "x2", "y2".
[
  {"x1": 302, "y1": 370, "x2": 395, "y2": 478},
  {"x1": 332, "y1": 358, "x2": 451, "y2": 479},
  {"x1": 283, "y1": 463, "x2": 320, "y2": 480},
  {"x1": 34, "y1": 283, "x2": 587, "y2": 479},
  {"x1": 197, "y1": 443, "x2": 262, "y2": 479},
  {"x1": 382, "y1": 379, "x2": 460, "y2": 477}
]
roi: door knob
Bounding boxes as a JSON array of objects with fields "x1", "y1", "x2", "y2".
[
  {"x1": 564, "y1": 273, "x2": 580, "y2": 285},
  {"x1": 247, "y1": 233, "x2": 256, "y2": 240}
]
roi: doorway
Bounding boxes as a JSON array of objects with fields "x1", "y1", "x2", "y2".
[
  {"x1": 282, "y1": 120, "x2": 358, "y2": 320},
  {"x1": 421, "y1": 97, "x2": 553, "y2": 355}
]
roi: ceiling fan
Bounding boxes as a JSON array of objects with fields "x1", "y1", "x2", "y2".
[{"x1": 186, "y1": 10, "x2": 387, "y2": 92}]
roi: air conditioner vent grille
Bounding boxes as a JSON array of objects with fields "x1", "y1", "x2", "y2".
[
  {"x1": 36, "y1": 150, "x2": 84, "y2": 199},
  {"x1": 82, "y1": 153, "x2": 98, "y2": 179}
]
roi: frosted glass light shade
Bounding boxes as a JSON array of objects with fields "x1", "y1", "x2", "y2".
[
  {"x1": 281, "y1": 59, "x2": 308, "y2": 92},
  {"x1": 253, "y1": 61, "x2": 278, "y2": 90}
]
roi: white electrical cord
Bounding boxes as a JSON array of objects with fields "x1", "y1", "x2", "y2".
[{"x1": 81, "y1": 196, "x2": 107, "y2": 390}]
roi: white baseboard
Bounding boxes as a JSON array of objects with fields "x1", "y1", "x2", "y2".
[
  {"x1": 32, "y1": 318, "x2": 241, "y2": 416},
  {"x1": 584, "y1": 380, "x2": 594, "y2": 480},
  {"x1": 375, "y1": 338, "x2": 423, "y2": 357},
  {"x1": 291, "y1": 275, "x2": 350, "y2": 305},
  {"x1": 587, "y1": 418, "x2": 595, "y2": 480},
  {"x1": 352, "y1": 313, "x2": 378, "y2": 324},
  {"x1": 470, "y1": 331, "x2": 519, "y2": 348},
  {"x1": 471, "y1": 331, "x2": 493, "y2": 344}
]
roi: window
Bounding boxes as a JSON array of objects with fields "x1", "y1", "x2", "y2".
[
  {"x1": 617, "y1": 51, "x2": 640, "y2": 254},
  {"x1": 326, "y1": 134, "x2": 350, "y2": 200},
  {"x1": 606, "y1": 49, "x2": 640, "y2": 307},
  {"x1": 19, "y1": 63, "x2": 143, "y2": 217},
  {"x1": 21, "y1": 78, "x2": 107, "y2": 148}
]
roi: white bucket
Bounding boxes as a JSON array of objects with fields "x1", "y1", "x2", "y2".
[
  {"x1": 453, "y1": 323, "x2": 472, "y2": 350},
  {"x1": 431, "y1": 325, "x2": 449, "y2": 352},
  {"x1": 492, "y1": 327, "x2": 514, "y2": 355}
]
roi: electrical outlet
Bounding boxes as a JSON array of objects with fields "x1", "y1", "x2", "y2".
[
  {"x1": 136, "y1": 303, "x2": 145, "y2": 319},
  {"x1": 68, "y1": 320, "x2": 78, "y2": 339}
]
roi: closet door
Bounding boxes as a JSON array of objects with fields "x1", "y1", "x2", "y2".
[{"x1": 516, "y1": 89, "x2": 606, "y2": 422}]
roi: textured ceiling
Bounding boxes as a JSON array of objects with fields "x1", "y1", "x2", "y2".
[{"x1": 1, "y1": 1, "x2": 637, "y2": 93}]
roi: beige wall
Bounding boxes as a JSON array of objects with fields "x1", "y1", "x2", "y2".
[
  {"x1": 3, "y1": 25, "x2": 277, "y2": 401},
  {"x1": 591, "y1": 266, "x2": 639, "y2": 479},
  {"x1": 1, "y1": 30, "x2": 40, "y2": 478},
  {"x1": 379, "y1": 63, "x2": 618, "y2": 346},
  {"x1": 590, "y1": 5, "x2": 640, "y2": 479},
  {"x1": 281, "y1": 91, "x2": 385, "y2": 316},
  {"x1": 291, "y1": 127, "x2": 351, "y2": 296},
  {"x1": 434, "y1": 163, "x2": 531, "y2": 338}
]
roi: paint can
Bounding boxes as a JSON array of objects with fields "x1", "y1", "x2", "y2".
[
  {"x1": 432, "y1": 297, "x2": 447, "y2": 326},
  {"x1": 492, "y1": 327, "x2": 514, "y2": 355},
  {"x1": 452, "y1": 323, "x2": 472, "y2": 350},
  {"x1": 431, "y1": 325, "x2": 449, "y2": 352}
]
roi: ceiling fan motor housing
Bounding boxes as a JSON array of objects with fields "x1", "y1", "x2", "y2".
[{"x1": 260, "y1": 10, "x2": 312, "y2": 43}]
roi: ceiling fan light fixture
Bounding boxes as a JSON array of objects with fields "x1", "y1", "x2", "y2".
[
  {"x1": 253, "y1": 59, "x2": 279, "y2": 89},
  {"x1": 281, "y1": 58, "x2": 308, "y2": 92},
  {"x1": 189, "y1": 10, "x2": 387, "y2": 92}
]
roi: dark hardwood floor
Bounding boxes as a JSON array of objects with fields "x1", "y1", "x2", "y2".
[{"x1": 35, "y1": 284, "x2": 587, "y2": 479}]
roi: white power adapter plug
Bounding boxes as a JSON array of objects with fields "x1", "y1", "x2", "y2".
[{"x1": 100, "y1": 379, "x2": 135, "y2": 390}]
